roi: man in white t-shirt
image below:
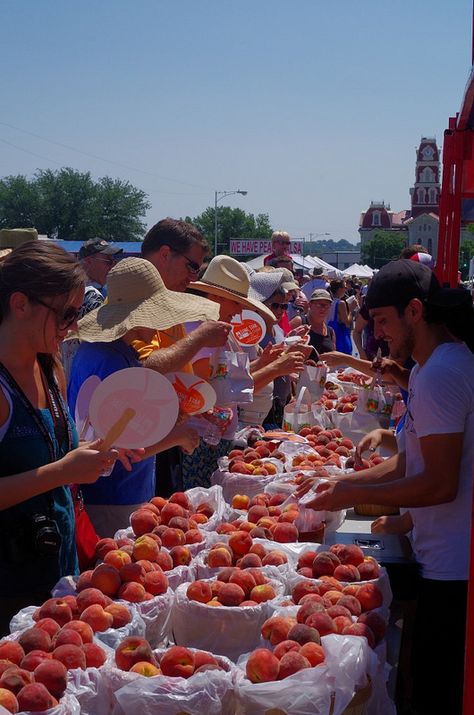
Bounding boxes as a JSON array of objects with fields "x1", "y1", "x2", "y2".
[{"x1": 305, "y1": 259, "x2": 474, "y2": 715}]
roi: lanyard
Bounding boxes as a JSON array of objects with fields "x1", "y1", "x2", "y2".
[{"x1": 0, "y1": 360, "x2": 73, "y2": 464}]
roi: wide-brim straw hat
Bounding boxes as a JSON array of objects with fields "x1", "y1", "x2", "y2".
[
  {"x1": 189, "y1": 255, "x2": 276, "y2": 323},
  {"x1": 0, "y1": 248, "x2": 12, "y2": 261},
  {"x1": 76, "y1": 257, "x2": 220, "y2": 343},
  {"x1": 248, "y1": 269, "x2": 286, "y2": 304}
]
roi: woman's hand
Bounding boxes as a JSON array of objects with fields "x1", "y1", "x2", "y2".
[
  {"x1": 287, "y1": 325, "x2": 310, "y2": 339},
  {"x1": 304, "y1": 479, "x2": 354, "y2": 512},
  {"x1": 59, "y1": 439, "x2": 119, "y2": 484},
  {"x1": 321, "y1": 351, "x2": 350, "y2": 368},
  {"x1": 294, "y1": 476, "x2": 317, "y2": 498},
  {"x1": 172, "y1": 425, "x2": 200, "y2": 455},
  {"x1": 274, "y1": 351, "x2": 305, "y2": 377},
  {"x1": 115, "y1": 448, "x2": 145, "y2": 472},
  {"x1": 355, "y1": 429, "x2": 384, "y2": 464}
]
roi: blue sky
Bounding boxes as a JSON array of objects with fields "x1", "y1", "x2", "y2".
[{"x1": 1, "y1": 0, "x2": 472, "y2": 244}]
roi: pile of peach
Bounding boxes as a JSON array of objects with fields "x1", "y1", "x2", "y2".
[
  {"x1": 246, "y1": 635, "x2": 325, "y2": 683},
  {"x1": 114, "y1": 637, "x2": 227, "y2": 678},
  {"x1": 0, "y1": 618, "x2": 108, "y2": 712},
  {"x1": 315, "y1": 389, "x2": 359, "y2": 413},
  {"x1": 77, "y1": 538, "x2": 171, "y2": 604},
  {"x1": 295, "y1": 544, "x2": 381, "y2": 583},
  {"x1": 226, "y1": 445, "x2": 282, "y2": 476},
  {"x1": 216, "y1": 493, "x2": 301, "y2": 543},
  {"x1": 31, "y1": 591, "x2": 132, "y2": 634},
  {"x1": 129, "y1": 490, "x2": 213, "y2": 541},
  {"x1": 205, "y1": 535, "x2": 289, "y2": 570},
  {"x1": 186, "y1": 568, "x2": 277, "y2": 608},
  {"x1": 335, "y1": 370, "x2": 370, "y2": 386}
]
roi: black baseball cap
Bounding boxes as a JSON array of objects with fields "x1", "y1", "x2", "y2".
[
  {"x1": 78, "y1": 238, "x2": 123, "y2": 260},
  {"x1": 366, "y1": 259, "x2": 444, "y2": 309}
]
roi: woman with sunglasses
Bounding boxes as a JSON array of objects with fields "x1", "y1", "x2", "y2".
[{"x1": 0, "y1": 241, "x2": 120, "y2": 634}]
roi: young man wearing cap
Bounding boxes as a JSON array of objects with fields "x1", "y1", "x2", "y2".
[
  {"x1": 263, "y1": 230, "x2": 292, "y2": 266},
  {"x1": 305, "y1": 259, "x2": 474, "y2": 715}
]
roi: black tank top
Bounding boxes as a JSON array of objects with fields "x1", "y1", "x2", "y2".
[{"x1": 308, "y1": 327, "x2": 335, "y2": 358}]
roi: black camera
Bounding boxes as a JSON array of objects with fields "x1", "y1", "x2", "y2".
[{"x1": 30, "y1": 514, "x2": 62, "y2": 558}]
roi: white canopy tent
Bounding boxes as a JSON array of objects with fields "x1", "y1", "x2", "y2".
[
  {"x1": 243, "y1": 253, "x2": 344, "y2": 278},
  {"x1": 342, "y1": 263, "x2": 374, "y2": 278}
]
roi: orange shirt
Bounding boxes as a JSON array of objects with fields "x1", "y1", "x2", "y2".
[{"x1": 132, "y1": 325, "x2": 194, "y2": 374}]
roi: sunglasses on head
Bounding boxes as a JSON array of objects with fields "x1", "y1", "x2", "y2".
[
  {"x1": 33, "y1": 297, "x2": 82, "y2": 330},
  {"x1": 270, "y1": 302, "x2": 289, "y2": 310}
]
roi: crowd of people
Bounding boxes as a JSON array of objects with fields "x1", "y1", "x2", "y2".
[{"x1": 0, "y1": 222, "x2": 473, "y2": 715}]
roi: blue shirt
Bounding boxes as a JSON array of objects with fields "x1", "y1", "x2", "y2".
[{"x1": 68, "y1": 340, "x2": 155, "y2": 506}]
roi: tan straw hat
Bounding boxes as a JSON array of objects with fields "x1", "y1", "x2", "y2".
[
  {"x1": 190, "y1": 255, "x2": 276, "y2": 323},
  {"x1": 77, "y1": 257, "x2": 219, "y2": 343},
  {"x1": 0, "y1": 248, "x2": 12, "y2": 262}
]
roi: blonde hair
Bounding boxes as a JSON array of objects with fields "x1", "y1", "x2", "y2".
[{"x1": 271, "y1": 231, "x2": 290, "y2": 243}]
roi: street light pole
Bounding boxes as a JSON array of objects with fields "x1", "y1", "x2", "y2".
[{"x1": 213, "y1": 189, "x2": 248, "y2": 256}]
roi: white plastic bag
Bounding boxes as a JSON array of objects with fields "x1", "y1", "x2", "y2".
[
  {"x1": 283, "y1": 387, "x2": 317, "y2": 432},
  {"x1": 210, "y1": 468, "x2": 279, "y2": 503},
  {"x1": 209, "y1": 349, "x2": 253, "y2": 404},
  {"x1": 171, "y1": 578, "x2": 285, "y2": 661},
  {"x1": 185, "y1": 484, "x2": 229, "y2": 531},
  {"x1": 296, "y1": 362, "x2": 328, "y2": 401}
]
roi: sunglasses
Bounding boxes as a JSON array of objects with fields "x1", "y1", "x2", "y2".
[
  {"x1": 171, "y1": 249, "x2": 202, "y2": 274},
  {"x1": 33, "y1": 297, "x2": 82, "y2": 330},
  {"x1": 270, "y1": 302, "x2": 289, "y2": 310}
]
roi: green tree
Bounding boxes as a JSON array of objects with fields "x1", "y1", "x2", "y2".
[
  {"x1": 459, "y1": 237, "x2": 474, "y2": 279},
  {"x1": 0, "y1": 168, "x2": 150, "y2": 241},
  {"x1": 361, "y1": 231, "x2": 407, "y2": 268},
  {"x1": 0, "y1": 175, "x2": 40, "y2": 229},
  {"x1": 186, "y1": 206, "x2": 273, "y2": 255}
]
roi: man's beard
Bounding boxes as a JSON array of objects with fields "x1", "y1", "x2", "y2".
[{"x1": 390, "y1": 321, "x2": 415, "y2": 362}]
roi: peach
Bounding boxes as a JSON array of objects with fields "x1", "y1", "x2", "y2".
[
  {"x1": 95, "y1": 537, "x2": 118, "y2": 561},
  {"x1": 185, "y1": 529, "x2": 203, "y2": 545},
  {"x1": 216, "y1": 566, "x2": 238, "y2": 583},
  {"x1": 131, "y1": 509, "x2": 159, "y2": 537},
  {"x1": 297, "y1": 550, "x2": 318, "y2": 570},
  {"x1": 357, "y1": 558, "x2": 381, "y2": 581},
  {"x1": 161, "y1": 528, "x2": 186, "y2": 549},
  {"x1": 305, "y1": 612, "x2": 335, "y2": 637},
  {"x1": 261, "y1": 616, "x2": 296, "y2": 646},
  {"x1": 330, "y1": 544, "x2": 365, "y2": 566},
  {"x1": 115, "y1": 637, "x2": 155, "y2": 671},
  {"x1": 357, "y1": 582, "x2": 383, "y2": 612},
  {"x1": 337, "y1": 595, "x2": 362, "y2": 617},
  {"x1": 249, "y1": 584, "x2": 276, "y2": 603},
  {"x1": 207, "y1": 547, "x2": 233, "y2": 568},
  {"x1": 218, "y1": 582, "x2": 245, "y2": 607},
  {"x1": 0, "y1": 667, "x2": 33, "y2": 694},
  {"x1": 82, "y1": 642, "x2": 107, "y2": 668},
  {"x1": 18, "y1": 628, "x2": 51, "y2": 655},
  {"x1": 229, "y1": 570, "x2": 256, "y2": 597},
  {"x1": 322, "y1": 589, "x2": 344, "y2": 607},
  {"x1": 0, "y1": 687, "x2": 19, "y2": 713},
  {"x1": 90, "y1": 563, "x2": 121, "y2": 597},
  {"x1": 278, "y1": 651, "x2": 311, "y2": 679},
  {"x1": 250, "y1": 526, "x2": 272, "y2": 539},
  {"x1": 76, "y1": 570, "x2": 94, "y2": 592},
  {"x1": 0, "y1": 642, "x2": 25, "y2": 666},
  {"x1": 169, "y1": 491, "x2": 192, "y2": 510},
  {"x1": 273, "y1": 640, "x2": 300, "y2": 660},
  {"x1": 318, "y1": 576, "x2": 343, "y2": 594},
  {"x1": 119, "y1": 561, "x2": 145, "y2": 584},
  {"x1": 160, "y1": 646, "x2": 195, "y2": 678},
  {"x1": 52, "y1": 628, "x2": 83, "y2": 649},
  {"x1": 239, "y1": 553, "x2": 263, "y2": 569},
  {"x1": 333, "y1": 615, "x2": 353, "y2": 634},
  {"x1": 334, "y1": 564, "x2": 360, "y2": 583},
  {"x1": 278, "y1": 510, "x2": 299, "y2": 524},
  {"x1": 287, "y1": 623, "x2": 321, "y2": 646},
  {"x1": 104, "y1": 603, "x2": 132, "y2": 629},
  {"x1": 34, "y1": 618, "x2": 60, "y2": 639},
  {"x1": 187, "y1": 581, "x2": 213, "y2": 604},
  {"x1": 228, "y1": 449, "x2": 244, "y2": 459},
  {"x1": 247, "y1": 505, "x2": 269, "y2": 523},
  {"x1": 104, "y1": 549, "x2": 132, "y2": 570},
  {"x1": 65, "y1": 620, "x2": 94, "y2": 644},
  {"x1": 76, "y1": 587, "x2": 108, "y2": 613},
  {"x1": 249, "y1": 543, "x2": 268, "y2": 561},
  {"x1": 240, "y1": 600, "x2": 258, "y2": 607},
  {"x1": 342, "y1": 623, "x2": 375, "y2": 648},
  {"x1": 160, "y1": 502, "x2": 185, "y2": 525},
  {"x1": 34, "y1": 659, "x2": 67, "y2": 698},
  {"x1": 61, "y1": 595, "x2": 79, "y2": 617},
  {"x1": 216, "y1": 522, "x2": 238, "y2": 534},
  {"x1": 243, "y1": 450, "x2": 260, "y2": 463},
  {"x1": 80, "y1": 604, "x2": 114, "y2": 632},
  {"x1": 140, "y1": 502, "x2": 161, "y2": 516},
  {"x1": 292, "y1": 580, "x2": 320, "y2": 605},
  {"x1": 297, "y1": 600, "x2": 326, "y2": 625},
  {"x1": 132, "y1": 535, "x2": 159, "y2": 562},
  {"x1": 299, "y1": 642, "x2": 325, "y2": 667},
  {"x1": 272, "y1": 522, "x2": 299, "y2": 543},
  {"x1": 130, "y1": 661, "x2": 161, "y2": 676},
  {"x1": 238, "y1": 520, "x2": 257, "y2": 533},
  {"x1": 144, "y1": 570, "x2": 169, "y2": 596},
  {"x1": 250, "y1": 493, "x2": 270, "y2": 506},
  {"x1": 52, "y1": 643, "x2": 86, "y2": 670},
  {"x1": 358, "y1": 611, "x2": 386, "y2": 644},
  {"x1": 170, "y1": 545, "x2": 192, "y2": 567},
  {"x1": 210, "y1": 581, "x2": 223, "y2": 598},
  {"x1": 247, "y1": 568, "x2": 266, "y2": 586},
  {"x1": 268, "y1": 506, "x2": 282, "y2": 517},
  {"x1": 150, "y1": 496, "x2": 168, "y2": 511},
  {"x1": 262, "y1": 550, "x2": 287, "y2": 567},
  {"x1": 196, "y1": 502, "x2": 214, "y2": 518},
  {"x1": 155, "y1": 550, "x2": 174, "y2": 571},
  {"x1": 263, "y1": 462, "x2": 277, "y2": 475},
  {"x1": 193, "y1": 651, "x2": 218, "y2": 670},
  {"x1": 326, "y1": 605, "x2": 352, "y2": 620},
  {"x1": 312, "y1": 552, "x2": 340, "y2": 578},
  {"x1": 299, "y1": 593, "x2": 325, "y2": 608},
  {"x1": 118, "y1": 582, "x2": 146, "y2": 603},
  {"x1": 37, "y1": 598, "x2": 72, "y2": 627},
  {"x1": 229, "y1": 462, "x2": 253, "y2": 475},
  {"x1": 20, "y1": 651, "x2": 52, "y2": 672},
  {"x1": 232, "y1": 494, "x2": 250, "y2": 509},
  {"x1": 228, "y1": 530, "x2": 253, "y2": 557},
  {"x1": 246, "y1": 649, "x2": 280, "y2": 683},
  {"x1": 17, "y1": 683, "x2": 56, "y2": 712}
]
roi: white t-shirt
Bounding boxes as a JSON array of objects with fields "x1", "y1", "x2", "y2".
[{"x1": 404, "y1": 342, "x2": 474, "y2": 580}]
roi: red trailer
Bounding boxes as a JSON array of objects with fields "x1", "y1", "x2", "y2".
[{"x1": 437, "y1": 20, "x2": 474, "y2": 713}]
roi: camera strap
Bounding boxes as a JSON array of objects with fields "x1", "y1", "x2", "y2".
[{"x1": 0, "y1": 361, "x2": 73, "y2": 467}]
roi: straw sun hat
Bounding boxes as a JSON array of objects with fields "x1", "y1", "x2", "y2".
[
  {"x1": 190, "y1": 255, "x2": 276, "y2": 323},
  {"x1": 77, "y1": 257, "x2": 220, "y2": 343}
]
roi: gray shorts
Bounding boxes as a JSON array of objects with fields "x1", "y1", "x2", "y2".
[{"x1": 85, "y1": 503, "x2": 143, "y2": 539}]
